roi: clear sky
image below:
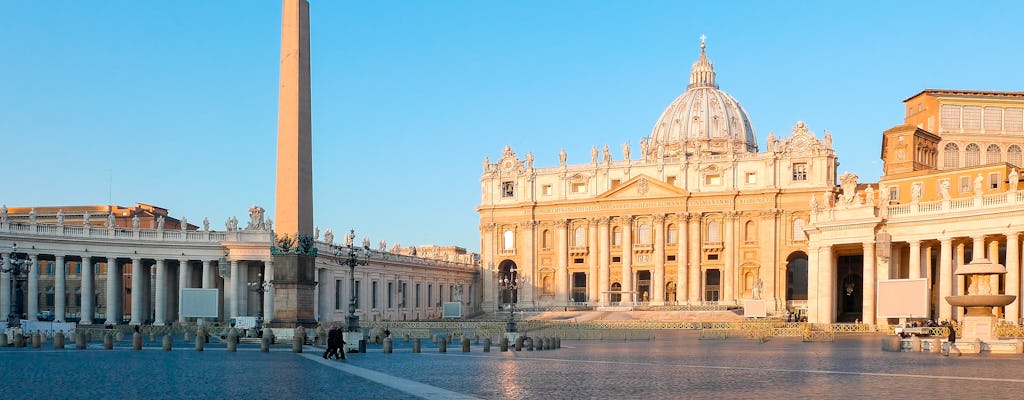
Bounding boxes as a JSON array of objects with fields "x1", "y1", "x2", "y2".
[{"x1": 2, "y1": 1, "x2": 1022, "y2": 252}]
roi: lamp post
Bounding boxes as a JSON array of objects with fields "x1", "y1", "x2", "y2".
[
  {"x1": 1, "y1": 244, "x2": 32, "y2": 328},
  {"x1": 499, "y1": 265, "x2": 521, "y2": 334},
  {"x1": 334, "y1": 230, "x2": 370, "y2": 333},
  {"x1": 247, "y1": 272, "x2": 271, "y2": 332}
]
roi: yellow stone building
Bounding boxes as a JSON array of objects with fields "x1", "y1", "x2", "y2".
[{"x1": 478, "y1": 41, "x2": 839, "y2": 314}]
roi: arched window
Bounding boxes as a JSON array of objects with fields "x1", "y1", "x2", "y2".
[
  {"x1": 792, "y1": 218, "x2": 806, "y2": 241},
  {"x1": 744, "y1": 220, "x2": 756, "y2": 243},
  {"x1": 986, "y1": 144, "x2": 1002, "y2": 164},
  {"x1": 573, "y1": 226, "x2": 586, "y2": 247},
  {"x1": 612, "y1": 227, "x2": 622, "y2": 246},
  {"x1": 965, "y1": 143, "x2": 981, "y2": 167},
  {"x1": 503, "y1": 230, "x2": 514, "y2": 250},
  {"x1": 541, "y1": 229, "x2": 551, "y2": 249},
  {"x1": 1009, "y1": 145, "x2": 1023, "y2": 167},
  {"x1": 666, "y1": 224, "x2": 678, "y2": 244},
  {"x1": 943, "y1": 142, "x2": 960, "y2": 169},
  {"x1": 638, "y1": 223, "x2": 652, "y2": 244},
  {"x1": 707, "y1": 221, "x2": 720, "y2": 243}
]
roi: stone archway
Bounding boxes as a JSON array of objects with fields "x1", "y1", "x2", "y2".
[
  {"x1": 785, "y1": 252, "x2": 808, "y2": 302},
  {"x1": 498, "y1": 259, "x2": 519, "y2": 304}
]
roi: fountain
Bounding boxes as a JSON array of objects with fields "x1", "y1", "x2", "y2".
[{"x1": 945, "y1": 257, "x2": 1016, "y2": 352}]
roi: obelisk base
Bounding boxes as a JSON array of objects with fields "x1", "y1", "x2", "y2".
[{"x1": 269, "y1": 253, "x2": 318, "y2": 328}]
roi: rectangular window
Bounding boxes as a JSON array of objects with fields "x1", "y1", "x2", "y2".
[
  {"x1": 449, "y1": 285, "x2": 455, "y2": 302},
  {"x1": 1006, "y1": 108, "x2": 1023, "y2": 131},
  {"x1": 745, "y1": 172, "x2": 757, "y2": 184},
  {"x1": 415, "y1": 284, "x2": 421, "y2": 308},
  {"x1": 707, "y1": 254, "x2": 719, "y2": 261},
  {"x1": 889, "y1": 187, "x2": 899, "y2": 201},
  {"x1": 666, "y1": 176, "x2": 676, "y2": 186},
  {"x1": 940, "y1": 104, "x2": 960, "y2": 131},
  {"x1": 501, "y1": 181, "x2": 515, "y2": 198},
  {"x1": 705, "y1": 174, "x2": 721, "y2": 185},
  {"x1": 402, "y1": 283, "x2": 407, "y2": 307},
  {"x1": 959, "y1": 176, "x2": 971, "y2": 194},
  {"x1": 372, "y1": 281, "x2": 379, "y2": 309},
  {"x1": 667, "y1": 227, "x2": 677, "y2": 244},
  {"x1": 574, "y1": 258, "x2": 584, "y2": 264},
  {"x1": 542, "y1": 184, "x2": 552, "y2": 196},
  {"x1": 612, "y1": 256, "x2": 621, "y2": 263},
  {"x1": 989, "y1": 172, "x2": 1000, "y2": 189},
  {"x1": 355, "y1": 281, "x2": 361, "y2": 309},
  {"x1": 428, "y1": 284, "x2": 433, "y2": 308},
  {"x1": 388, "y1": 282, "x2": 394, "y2": 308},
  {"x1": 438, "y1": 285, "x2": 443, "y2": 306},
  {"x1": 572, "y1": 182, "x2": 586, "y2": 193},
  {"x1": 984, "y1": 107, "x2": 1003, "y2": 131},
  {"x1": 611, "y1": 179, "x2": 621, "y2": 188},
  {"x1": 792, "y1": 163, "x2": 808, "y2": 181},
  {"x1": 335, "y1": 280, "x2": 343, "y2": 310},
  {"x1": 667, "y1": 255, "x2": 676, "y2": 261},
  {"x1": 963, "y1": 106, "x2": 982, "y2": 130}
]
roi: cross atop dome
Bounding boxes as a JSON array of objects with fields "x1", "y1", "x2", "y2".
[
  {"x1": 700, "y1": 34, "x2": 706, "y2": 49},
  {"x1": 689, "y1": 36, "x2": 716, "y2": 89}
]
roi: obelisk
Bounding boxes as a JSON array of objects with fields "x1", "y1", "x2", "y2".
[{"x1": 271, "y1": 0, "x2": 317, "y2": 327}]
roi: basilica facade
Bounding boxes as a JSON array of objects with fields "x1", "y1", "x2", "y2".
[{"x1": 478, "y1": 41, "x2": 838, "y2": 314}]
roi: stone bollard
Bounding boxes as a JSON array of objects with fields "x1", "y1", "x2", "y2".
[
  {"x1": 195, "y1": 333, "x2": 205, "y2": 351},
  {"x1": 461, "y1": 337, "x2": 471, "y2": 352},
  {"x1": 132, "y1": 332, "x2": 142, "y2": 350},
  {"x1": 413, "y1": 338, "x2": 421, "y2": 353},
  {"x1": 163, "y1": 335, "x2": 173, "y2": 351},
  {"x1": 115, "y1": 331, "x2": 124, "y2": 341},
  {"x1": 184, "y1": 332, "x2": 191, "y2": 343},
  {"x1": 930, "y1": 338, "x2": 941, "y2": 353},
  {"x1": 526, "y1": 337, "x2": 534, "y2": 351},
  {"x1": 0, "y1": 333, "x2": 7, "y2": 348},
  {"x1": 432, "y1": 334, "x2": 439, "y2": 344},
  {"x1": 227, "y1": 329, "x2": 238, "y2": 352},
  {"x1": 103, "y1": 334, "x2": 113, "y2": 350},
  {"x1": 909, "y1": 336, "x2": 922, "y2": 352},
  {"x1": 39, "y1": 333, "x2": 47, "y2": 345},
  {"x1": 76, "y1": 333, "x2": 87, "y2": 349},
  {"x1": 261, "y1": 334, "x2": 271, "y2": 352},
  {"x1": 500, "y1": 337, "x2": 509, "y2": 352},
  {"x1": 555, "y1": 336, "x2": 561, "y2": 348},
  {"x1": 14, "y1": 333, "x2": 25, "y2": 348},
  {"x1": 384, "y1": 337, "x2": 393, "y2": 353},
  {"x1": 1017, "y1": 339, "x2": 1024, "y2": 354},
  {"x1": 404, "y1": 333, "x2": 410, "y2": 343},
  {"x1": 265, "y1": 329, "x2": 275, "y2": 345},
  {"x1": 973, "y1": 338, "x2": 982, "y2": 354},
  {"x1": 514, "y1": 336, "x2": 523, "y2": 351},
  {"x1": 292, "y1": 335, "x2": 303, "y2": 353},
  {"x1": 54, "y1": 332, "x2": 65, "y2": 349},
  {"x1": 32, "y1": 333, "x2": 41, "y2": 348},
  {"x1": 483, "y1": 338, "x2": 491, "y2": 352},
  {"x1": 447, "y1": 334, "x2": 453, "y2": 344},
  {"x1": 881, "y1": 336, "x2": 901, "y2": 352},
  {"x1": 439, "y1": 338, "x2": 447, "y2": 353}
]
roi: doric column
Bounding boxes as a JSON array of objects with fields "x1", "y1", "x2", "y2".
[
  {"x1": 676, "y1": 213, "x2": 689, "y2": 304},
  {"x1": 264, "y1": 260, "x2": 275, "y2": 322},
  {"x1": 1006, "y1": 232, "x2": 1020, "y2": 322},
  {"x1": 955, "y1": 242, "x2": 966, "y2": 320},
  {"x1": 230, "y1": 260, "x2": 242, "y2": 318},
  {"x1": 522, "y1": 221, "x2": 536, "y2": 306},
  {"x1": 106, "y1": 258, "x2": 119, "y2": 324},
  {"x1": 130, "y1": 258, "x2": 143, "y2": 325},
  {"x1": 557, "y1": 219, "x2": 569, "y2": 304},
  {"x1": 27, "y1": 254, "x2": 38, "y2": 321},
  {"x1": 862, "y1": 241, "x2": 876, "y2": 326},
  {"x1": 820, "y1": 245, "x2": 834, "y2": 323},
  {"x1": 988, "y1": 238, "x2": 1001, "y2": 295},
  {"x1": 621, "y1": 216, "x2": 633, "y2": 304},
  {"x1": 909, "y1": 240, "x2": 921, "y2": 279},
  {"x1": 55, "y1": 255, "x2": 66, "y2": 322},
  {"x1": 588, "y1": 219, "x2": 599, "y2": 303},
  {"x1": 154, "y1": 259, "x2": 167, "y2": 325},
  {"x1": 938, "y1": 238, "x2": 954, "y2": 322},
  {"x1": 688, "y1": 214, "x2": 701, "y2": 302},
  {"x1": 202, "y1": 260, "x2": 214, "y2": 288},
  {"x1": 177, "y1": 259, "x2": 190, "y2": 323},
  {"x1": 1, "y1": 257, "x2": 9, "y2": 321},
  {"x1": 652, "y1": 214, "x2": 666, "y2": 305},
  {"x1": 480, "y1": 223, "x2": 495, "y2": 311},
  {"x1": 597, "y1": 217, "x2": 610, "y2": 306},
  {"x1": 723, "y1": 213, "x2": 735, "y2": 303},
  {"x1": 81, "y1": 256, "x2": 94, "y2": 324}
]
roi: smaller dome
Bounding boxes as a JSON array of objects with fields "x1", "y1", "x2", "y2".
[{"x1": 648, "y1": 38, "x2": 757, "y2": 156}]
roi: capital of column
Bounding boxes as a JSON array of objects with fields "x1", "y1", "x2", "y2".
[
  {"x1": 597, "y1": 216, "x2": 610, "y2": 226},
  {"x1": 554, "y1": 218, "x2": 569, "y2": 228},
  {"x1": 621, "y1": 215, "x2": 634, "y2": 224},
  {"x1": 480, "y1": 222, "x2": 495, "y2": 232},
  {"x1": 652, "y1": 213, "x2": 666, "y2": 224}
]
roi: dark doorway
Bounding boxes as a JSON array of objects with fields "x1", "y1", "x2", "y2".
[
  {"x1": 705, "y1": 269, "x2": 720, "y2": 302},
  {"x1": 837, "y1": 254, "x2": 864, "y2": 322},
  {"x1": 786, "y1": 252, "x2": 809, "y2": 301},
  {"x1": 636, "y1": 271, "x2": 651, "y2": 303},
  {"x1": 610, "y1": 282, "x2": 621, "y2": 303},
  {"x1": 499, "y1": 260, "x2": 518, "y2": 304},
  {"x1": 571, "y1": 272, "x2": 587, "y2": 302}
]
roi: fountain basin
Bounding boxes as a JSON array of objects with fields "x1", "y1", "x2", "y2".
[{"x1": 945, "y1": 294, "x2": 1016, "y2": 308}]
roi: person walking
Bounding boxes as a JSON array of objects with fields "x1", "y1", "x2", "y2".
[
  {"x1": 324, "y1": 327, "x2": 338, "y2": 359},
  {"x1": 945, "y1": 324, "x2": 960, "y2": 357}
]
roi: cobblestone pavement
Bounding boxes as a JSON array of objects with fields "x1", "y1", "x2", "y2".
[{"x1": 3, "y1": 332, "x2": 1024, "y2": 399}]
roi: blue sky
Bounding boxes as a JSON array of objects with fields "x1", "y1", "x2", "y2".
[{"x1": 2, "y1": 1, "x2": 1022, "y2": 252}]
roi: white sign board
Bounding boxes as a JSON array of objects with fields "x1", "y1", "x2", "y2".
[
  {"x1": 442, "y1": 302, "x2": 462, "y2": 318},
  {"x1": 877, "y1": 279, "x2": 929, "y2": 318},
  {"x1": 180, "y1": 288, "x2": 219, "y2": 318},
  {"x1": 743, "y1": 300, "x2": 767, "y2": 318}
]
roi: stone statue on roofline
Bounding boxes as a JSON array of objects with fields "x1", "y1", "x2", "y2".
[{"x1": 324, "y1": 228, "x2": 334, "y2": 244}]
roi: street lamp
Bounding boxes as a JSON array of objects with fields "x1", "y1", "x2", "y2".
[
  {"x1": 499, "y1": 264, "x2": 521, "y2": 334},
  {"x1": 334, "y1": 230, "x2": 370, "y2": 333},
  {"x1": 247, "y1": 272, "x2": 272, "y2": 332},
  {"x1": 1, "y1": 244, "x2": 32, "y2": 328}
]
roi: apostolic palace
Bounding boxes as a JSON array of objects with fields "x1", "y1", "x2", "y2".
[{"x1": 478, "y1": 39, "x2": 1024, "y2": 327}]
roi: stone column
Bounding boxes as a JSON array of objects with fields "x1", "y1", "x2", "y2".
[
  {"x1": 481, "y1": 223, "x2": 495, "y2": 311},
  {"x1": 130, "y1": 258, "x2": 143, "y2": 325},
  {"x1": 177, "y1": 259, "x2": 190, "y2": 323},
  {"x1": 807, "y1": 246, "x2": 819, "y2": 322},
  {"x1": 621, "y1": 216, "x2": 633, "y2": 304},
  {"x1": 557, "y1": 220, "x2": 568, "y2": 304},
  {"x1": 522, "y1": 221, "x2": 536, "y2": 306},
  {"x1": 676, "y1": 213, "x2": 689, "y2": 304},
  {"x1": 230, "y1": 260, "x2": 242, "y2": 318},
  {"x1": 723, "y1": 213, "x2": 735, "y2": 304},
  {"x1": 972, "y1": 236, "x2": 985, "y2": 262},
  {"x1": 908, "y1": 240, "x2": 921, "y2": 279},
  {"x1": 938, "y1": 238, "x2": 954, "y2": 322},
  {"x1": 154, "y1": 259, "x2": 167, "y2": 325},
  {"x1": 862, "y1": 241, "x2": 876, "y2": 326},
  {"x1": 264, "y1": 260, "x2": 275, "y2": 322},
  {"x1": 55, "y1": 255, "x2": 67, "y2": 322},
  {"x1": 588, "y1": 219, "x2": 599, "y2": 303},
  {"x1": 652, "y1": 214, "x2": 665, "y2": 305},
  {"x1": 1006, "y1": 232, "x2": 1020, "y2": 322},
  {"x1": 27, "y1": 254, "x2": 38, "y2": 321},
  {"x1": 688, "y1": 214, "x2": 701, "y2": 302},
  {"x1": 81, "y1": 257, "x2": 93, "y2": 324},
  {"x1": 1, "y1": 257, "x2": 9, "y2": 321},
  {"x1": 955, "y1": 242, "x2": 966, "y2": 320},
  {"x1": 597, "y1": 217, "x2": 610, "y2": 306},
  {"x1": 988, "y1": 239, "x2": 1001, "y2": 294},
  {"x1": 820, "y1": 245, "x2": 835, "y2": 323},
  {"x1": 106, "y1": 258, "x2": 119, "y2": 324}
]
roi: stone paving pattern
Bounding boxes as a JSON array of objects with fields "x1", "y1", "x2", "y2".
[{"x1": 3, "y1": 332, "x2": 1024, "y2": 399}]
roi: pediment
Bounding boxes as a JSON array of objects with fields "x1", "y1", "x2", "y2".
[{"x1": 597, "y1": 174, "x2": 688, "y2": 199}]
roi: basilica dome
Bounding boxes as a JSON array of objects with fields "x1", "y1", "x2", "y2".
[{"x1": 647, "y1": 40, "x2": 757, "y2": 155}]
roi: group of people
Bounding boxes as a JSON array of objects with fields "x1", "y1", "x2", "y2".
[{"x1": 323, "y1": 326, "x2": 347, "y2": 360}]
